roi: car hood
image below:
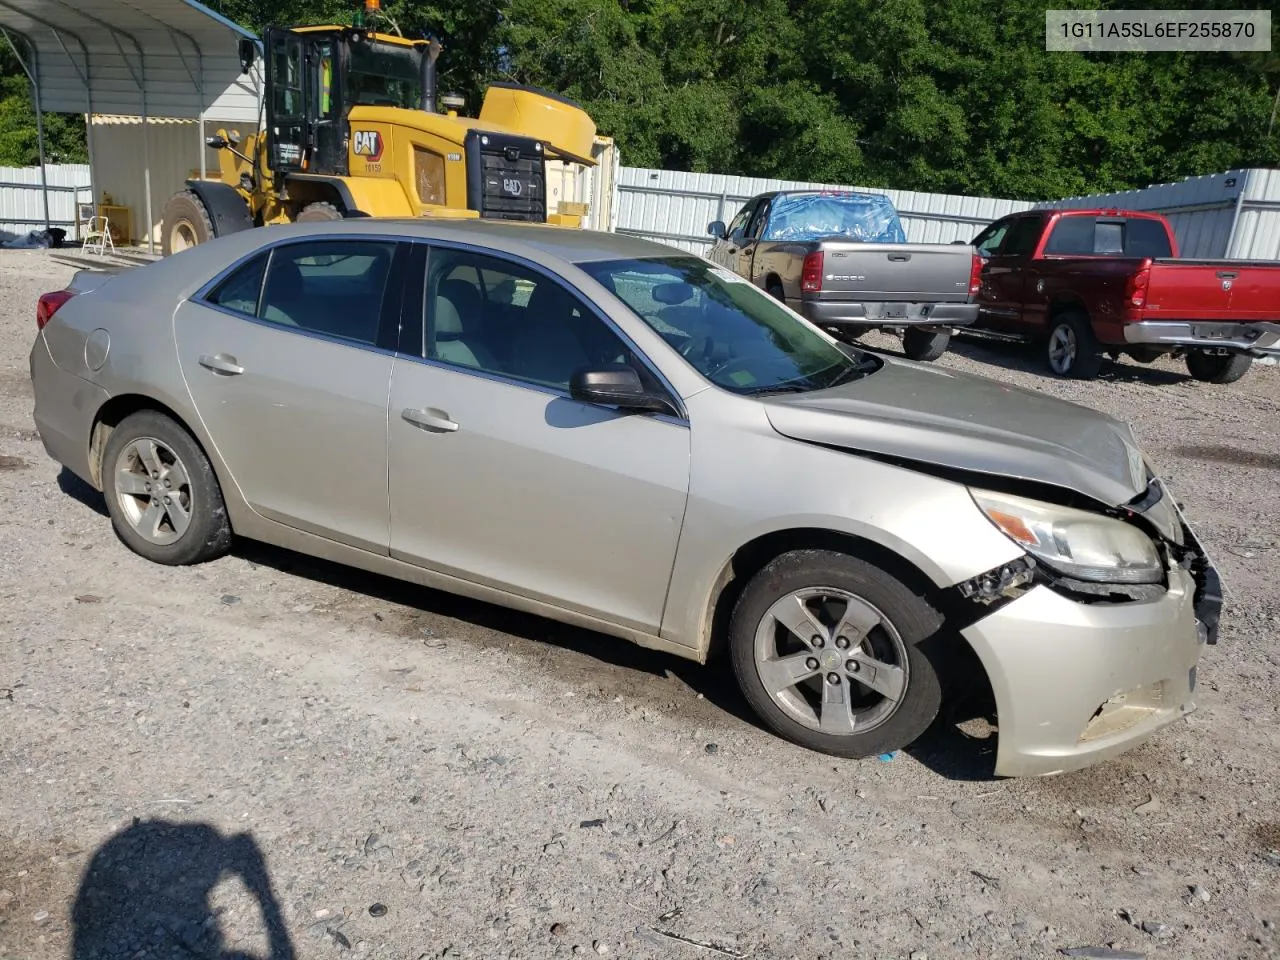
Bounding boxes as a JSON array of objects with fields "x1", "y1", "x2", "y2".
[{"x1": 761, "y1": 358, "x2": 1150, "y2": 508}]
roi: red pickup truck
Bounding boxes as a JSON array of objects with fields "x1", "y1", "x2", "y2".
[{"x1": 969, "y1": 208, "x2": 1280, "y2": 383}]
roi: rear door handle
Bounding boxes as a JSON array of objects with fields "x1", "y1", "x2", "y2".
[
  {"x1": 401, "y1": 407, "x2": 458, "y2": 433},
  {"x1": 888, "y1": 253, "x2": 911, "y2": 262},
  {"x1": 198, "y1": 353, "x2": 244, "y2": 376}
]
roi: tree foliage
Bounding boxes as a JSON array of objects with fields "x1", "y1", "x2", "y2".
[{"x1": 4, "y1": 0, "x2": 1279, "y2": 198}]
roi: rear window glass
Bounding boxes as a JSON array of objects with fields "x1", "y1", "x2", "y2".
[
  {"x1": 1043, "y1": 217, "x2": 1095, "y2": 255},
  {"x1": 760, "y1": 192, "x2": 906, "y2": 243},
  {"x1": 1044, "y1": 216, "x2": 1172, "y2": 257}
]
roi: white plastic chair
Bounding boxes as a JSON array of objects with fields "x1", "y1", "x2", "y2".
[{"x1": 83, "y1": 215, "x2": 115, "y2": 256}]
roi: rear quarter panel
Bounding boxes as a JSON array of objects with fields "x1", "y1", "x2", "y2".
[
  {"x1": 39, "y1": 232, "x2": 269, "y2": 490},
  {"x1": 750, "y1": 240, "x2": 816, "y2": 298},
  {"x1": 1030, "y1": 256, "x2": 1150, "y2": 343}
]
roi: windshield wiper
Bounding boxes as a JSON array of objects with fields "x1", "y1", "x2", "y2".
[{"x1": 740, "y1": 381, "x2": 815, "y2": 396}]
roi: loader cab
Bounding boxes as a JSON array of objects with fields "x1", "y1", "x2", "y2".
[{"x1": 264, "y1": 25, "x2": 424, "y2": 178}]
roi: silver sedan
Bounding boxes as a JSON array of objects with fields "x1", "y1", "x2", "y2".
[{"x1": 29, "y1": 220, "x2": 1221, "y2": 776}]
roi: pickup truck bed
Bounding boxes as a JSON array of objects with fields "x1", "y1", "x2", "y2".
[{"x1": 970, "y1": 208, "x2": 1280, "y2": 383}]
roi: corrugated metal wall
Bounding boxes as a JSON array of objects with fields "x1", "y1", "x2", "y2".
[
  {"x1": 0, "y1": 164, "x2": 92, "y2": 242},
  {"x1": 7, "y1": 161, "x2": 1280, "y2": 260},
  {"x1": 1042, "y1": 168, "x2": 1280, "y2": 261},
  {"x1": 614, "y1": 167, "x2": 1038, "y2": 252}
]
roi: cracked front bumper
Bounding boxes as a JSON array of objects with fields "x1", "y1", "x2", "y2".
[{"x1": 961, "y1": 565, "x2": 1208, "y2": 777}]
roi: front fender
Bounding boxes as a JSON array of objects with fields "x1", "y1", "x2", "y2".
[{"x1": 658, "y1": 392, "x2": 1023, "y2": 657}]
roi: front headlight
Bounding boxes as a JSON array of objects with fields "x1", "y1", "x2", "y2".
[{"x1": 970, "y1": 489, "x2": 1163, "y2": 585}]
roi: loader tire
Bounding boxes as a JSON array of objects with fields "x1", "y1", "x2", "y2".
[
  {"x1": 161, "y1": 191, "x2": 214, "y2": 256},
  {"x1": 296, "y1": 201, "x2": 344, "y2": 223}
]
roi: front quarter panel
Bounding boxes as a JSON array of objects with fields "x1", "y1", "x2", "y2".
[{"x1": 661, "y1": 388, "x2": 1024, "y2": 656}]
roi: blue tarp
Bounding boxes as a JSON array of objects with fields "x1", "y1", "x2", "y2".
[{"x1": 761, "y1": 192, "x2": 906, "y2": 244}]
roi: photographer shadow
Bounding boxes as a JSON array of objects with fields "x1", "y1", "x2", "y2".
[{"x1": 71, "y1": 818, "x2": 295, "y2": 960}]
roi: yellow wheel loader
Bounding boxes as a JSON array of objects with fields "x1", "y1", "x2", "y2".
[{"x1": 161, "y1": 7, "x2": 599, "y2": 255}]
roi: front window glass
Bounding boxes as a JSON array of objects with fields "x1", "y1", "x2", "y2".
[
  {"x1": 579, "y1": 255, "x2": 880, "y2": 395},
  {"x1": 349, "y1": 42, "x2": 422, "y2": 108}
]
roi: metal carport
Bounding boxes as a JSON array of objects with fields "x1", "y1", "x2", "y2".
[{"x1": 0, "y1": 0, "x2": 259, "y2": 253}]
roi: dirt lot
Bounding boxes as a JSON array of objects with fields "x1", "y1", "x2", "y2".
[{"x1": 1, "y1": 249, "x2": 1278, "y2": 960}]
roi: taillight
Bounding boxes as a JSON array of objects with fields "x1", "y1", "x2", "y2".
[
  {"x1": 36, "y1": 289, "x2": 74, "y2": 330},
  {"x1": 1126, "y1": 260, "x2": 1151, "y2": 308},
  {"x1": 801, "y1": 251, "x2": 824, "y2": 293},
  {"x1": 969, "y1": 253, "x2": 983, "y2": 297}
]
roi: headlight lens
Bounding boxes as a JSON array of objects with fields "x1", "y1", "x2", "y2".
[{"x1": 970, "y1": 489, "x2": 1163, "y2": 584}]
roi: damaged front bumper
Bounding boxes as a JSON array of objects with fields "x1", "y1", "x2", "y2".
[
  {"x1": 959, "y1": 495, "x2": 1220, "y2": 779},
  {"x1": 962, "y1": 562, "x2": 1210, "y2": 778}
]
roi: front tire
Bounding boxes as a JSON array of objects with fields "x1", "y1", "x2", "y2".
[
  {"x1": 101, "y1": 411, "x2": 232, "y2": 566},
  {"x1": 1186, "y1": 350, "x2": 1252, "y2": 384},
  {"x1": 901, "y1": 328, "x2": 951, "y2": 362},
  {"x1": 1046, "y1": 312, "x2": 1102, "y2": 379},
  {"x1": 729, "y1": 550, "x2": 944, "y2": 759},
  {"x1": 161, "y1": 190, "x2": 213, "y2": 256}
]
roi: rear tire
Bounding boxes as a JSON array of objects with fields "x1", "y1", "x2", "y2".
[
  {"x1": 296, "y1": 201, "x2": 344, "y2": 223},
  {"x1": 729, "y1": 549, "x2": 943, "y2": 760},
  {"x1": 766, "y1": 280, "x2": 786, "y2": 303},
  {"x1": 161, "y1": 190, "x2": 213, "y2": 256},
  {"x1": 101, "y1": 411, "x2": 232, "y2": 566},
  {"x1": 901, "y1": 328, "x2": 951, "y2": 362},
  {"x1": 1046, "y1": 312, "x2": 1103, "y2": 379},
  {"x1": 1186, "y1": 351, "x2": 1251, "y2": 384}
]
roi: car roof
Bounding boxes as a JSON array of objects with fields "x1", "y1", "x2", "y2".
[{"x1": 216, "y1": 218, "x2": 688, "y2": 265}]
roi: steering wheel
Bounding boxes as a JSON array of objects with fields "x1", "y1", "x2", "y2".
[{"x1": 678, "y1": 332, "x2": 712, "y2": 361}]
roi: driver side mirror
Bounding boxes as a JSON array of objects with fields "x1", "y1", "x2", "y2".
[
  {"x1": 707, "y1": 220, "x2": 726, "y2": 239},
  {"x1": 569, "y1": 366, "x2": 678, "y2": 416},
  {"x1": 238, "y1": 38, "x2": 257, "y2": 74}
]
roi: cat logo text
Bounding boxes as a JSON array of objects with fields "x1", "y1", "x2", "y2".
[{"x1": 353, "y1": 131, "x2": 384, "y2": 162}]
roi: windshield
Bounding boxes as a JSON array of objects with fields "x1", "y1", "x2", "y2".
[
  {"x1": 349, "y1": 42, "x2": 422, "y2": 109},
  {"x1": 578, "y1": 256, "x2": 880, "y2": 395}
]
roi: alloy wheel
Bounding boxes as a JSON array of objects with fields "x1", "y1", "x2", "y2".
[
  {"x1": 113, "y1": 437, "x2": 193, "y2": 546},
  {"x1": 1048, "y1": 324, "x2": 1077, "y2": 374},
  {"x1": 752, "y1": 587, "x2": 909, "y2": 735}
]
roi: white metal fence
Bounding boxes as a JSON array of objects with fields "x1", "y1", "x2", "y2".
[
  {"x1": 0, "y1": 164, "x2": 92, "y2": 242},
  {"x1": 6, "y1": 162, "x2": 1280, "y2": 262},
  {"x1": 614, "y1": 167, "x2": 1038, "y2": 252}
]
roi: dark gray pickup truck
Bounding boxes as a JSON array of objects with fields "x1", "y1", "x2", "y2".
[{"x1": 706, "y1": 190, "x2": 982, "y2": 361}]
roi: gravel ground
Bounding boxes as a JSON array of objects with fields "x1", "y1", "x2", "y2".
[{"x1": 1, "y1": 249, "x2": 1278, "y2": 960}]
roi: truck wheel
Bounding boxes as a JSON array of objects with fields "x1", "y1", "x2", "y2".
[
  {"x1": 161, "y1": 190, "x2": 213, "y2": 256},
  {"x1": 729, "y1": 549, "x2": 943, "y2": 760},
  {"x1": 766, "y1": 280, "x2": 786, "y2": 302},
  {"x1": 1186, "y1": 351, "x2": 1252, "y2": 384},
  {"x1": 902, "y1": 329, "x2": 950, "y2": 362},
  {"x1": 296, "y1": 201, "x2": 344, "y2": 223},
  {"x1": 1046, "y1": 312, "x2": 1102, "y2": 379}
]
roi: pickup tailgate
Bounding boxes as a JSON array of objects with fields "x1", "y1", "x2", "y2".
[
  {"x1": 1146, "y1": 259, "x2": 1280, "y2": 321},
  {"x1": 819, "y1": 242, "x2": 973, "y2": 302}
]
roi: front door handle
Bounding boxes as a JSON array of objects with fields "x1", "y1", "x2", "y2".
[
  {"x1": 888, "y1": 253, "x2": 911, "y2": 262},
  {"x1": 198, "y1": 353, "x2": 244, "y2": 376},
  {"x1": 401, "y1": 407, "x2": 458, "y2": 433}
]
